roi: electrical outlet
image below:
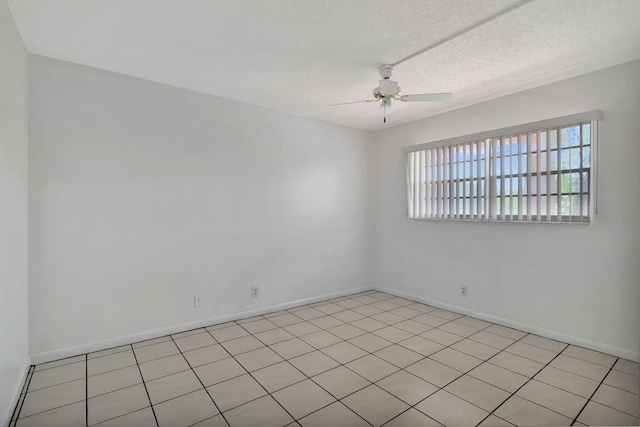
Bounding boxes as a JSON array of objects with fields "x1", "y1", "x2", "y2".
[
  {"x1": 194, "y1": 296, "x2": 202, "y2": 307},
  {"x1": 251, "y1": 286, "x2": 259, "y2": 298},
  {"x1": 460, "y1": 286, "x2": 468, "y2": 297}
]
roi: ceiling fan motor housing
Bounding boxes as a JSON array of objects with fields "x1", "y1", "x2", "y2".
[{"x1": 379, "y1": 64, "x2": 394, "y2": 79}]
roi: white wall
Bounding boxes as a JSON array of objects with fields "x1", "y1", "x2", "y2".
[
  {"x1": 0, "y1": 0, "x2": 29, "y2": 424},
  {"x1": 28, "y1": 55, "x2": 373, "y2": 359},
  {"x1": 372, "y1": 60, "x2": 640, "y2": 361},
  {"x1": 21, "y1": 49, "x2": 640, "y2": 368}
]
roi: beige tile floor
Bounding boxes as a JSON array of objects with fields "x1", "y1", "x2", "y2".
[{"x1": 9, "y1": 290, "x2": 640, "y2": 427}]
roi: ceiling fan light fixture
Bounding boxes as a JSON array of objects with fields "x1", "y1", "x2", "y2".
[{"x1": 379, "y1": 79, "x2": 399, "y2": 96}]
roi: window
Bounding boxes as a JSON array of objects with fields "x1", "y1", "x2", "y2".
[{"x1": 404, "y1": 111, "x2": 601, "y2": 223}]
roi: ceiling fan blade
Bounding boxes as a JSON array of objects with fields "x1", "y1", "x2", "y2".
[
  {"x1": 327, "y1": 99, "x2": 376, "y2": 106},
  {"x1": 400, "y1": 93, "x2": 453, "y2": 102}
]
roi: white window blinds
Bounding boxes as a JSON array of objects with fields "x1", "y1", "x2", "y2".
[{"x1": 404, "y1": 111, "x2": 601, "y2": 223}]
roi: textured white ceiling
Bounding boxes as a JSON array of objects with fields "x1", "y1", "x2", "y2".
[{"x1": 8, "y1": 0, "x2": 640, "y2": 131}]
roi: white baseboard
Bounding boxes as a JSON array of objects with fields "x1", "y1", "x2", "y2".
[
  {"x1": 31, "y1": 284, "x2": 638, "y2": 366},
  {"x1": 30, "y1": 286, "x2": 373, "y2": 365},
  {"x1": 375, "y1": 286, "x2": 640, "y2": 362},
  {"x1": 2, "y1": 357, "x2": 31, "y2": 427}
]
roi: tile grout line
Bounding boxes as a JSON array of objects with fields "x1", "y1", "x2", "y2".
[
  {"x1": 131, "y1": 337, "x2": 175, "y2": 350},
  {"x1": 332, "y1": 293, "x2": 628, "y2": 401},
  {"x1": 11, "y1": 365, "x2": 34, "y2": 425},
  {"x1": 475, "y1": 342, "x2": 571, "y2": 426},
  {"x1": 236, "y1": 293, "x2": 428, "y2": 418},
  {"x1": 232, "y1": 294, "x2": 496, "y2": 425},
  {"x1": 254, "y1": 300, "x2": 418, "y2": 368},
  {"x1": 235, "y1": 292, "x2": 545, "y2": 425},
  {"x1": 22, "y1": 365, "x2": 124, "y2": 396},
  {"x1": 508, "y1": 352, "x2": 633, "y2": 423},
  {"x1": 15, "y1": 400, "x2": 84, "y2": 425},
  {"x1": 167, "y1": 335, "x2": 232, "y2": 427},
  {"x1": 442, "y1": 333, "x2": 540, "y2": 427},
  {"x1": 382, "y1": 327, "x2": 535, "y2": 427},
  {"x1": 12, "y1": 370, "x2": 91, "y2": 423},
  {"x1": 399, "y1": 317, "x2": 601, "y2": 425},
  {"x1": 32, "y1": 355, "x2": 86, "y2": 372},
  {"x1": 230, "y1": 320, "x2": 376, "y2": 426},
  {"x1": 329, "y1": 293, "x2": 462, "y2": 426},
  {"x1": 86, "y1": 364, "x2": 137, "y2": 381},
  {"x1": 85, "y1": 354, "x2": 88, "y2": 427},
  {"x1": 201, "y1": 331, "x2": 352, "y2": 411},
  {"x1": 570, "y1": 358, "x2": 618, "y2": 426},
  {"x1": 202, "y1": 327, "x2": 309, "y2": 426},
  {"x1": 86, "y1": 346, "x2": 132, "y2": 360},
  {"x1": 129, "y1": 344, "x2": 160, "y2": 427}
]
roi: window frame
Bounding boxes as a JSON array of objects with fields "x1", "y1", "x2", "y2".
[{"x1": 403, "y1": 110, "x2": 602, "y2": 224}]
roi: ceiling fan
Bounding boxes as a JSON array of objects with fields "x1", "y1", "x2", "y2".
[{"x1": 328, "y1": 65, "x2": 453, "y2": 123}]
